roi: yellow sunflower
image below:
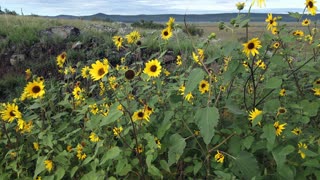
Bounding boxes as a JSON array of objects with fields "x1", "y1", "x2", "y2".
[
  {"x1": 242, "y1": 38, "x2": 262, "y2": 57},
  {"x1": 161, "y1": 27, "x2": 173, "y2": 40},
  {"x1": 25, "y1": 80, "x2": 45, "y2": 99},
  {"x1": 302, "y1": 18, "x2": 311, "y2": 26},
  {"x1": 279, "y1": 88, "x2": 286, "y2": 96},
  {"x1": 176, "y1": 55, "x2": 182, "y2": 66},
  {"x1": 132, "y1": 109, "x2": 150, "y2": 122},
  {"x1": 126, "y1": 31, "x2": 141, "y2": 44},
  {"x1": 276, "y1": 107, "x2": 287, "y2": 116},
  {"x1": 56, "y1": 52, "x2": 67, "y2": 68},
  {"x1": 89, "y1": 60, "x2": 109, "y2": 81},
  {"x1": 89, "y1": 132, "x2": 100, "y2": 142},
  {"x1": 81, "y1": 66, "x2": 90, "y2": 79},
  {"x1": 265, "y1": 13, "x2": 277, "y2": 30},
  {"x1": 252, "y1": 0, "x2": 266, "y2": 7},
  {"x1": 248, "y1": 108, "x2": 262, "y2": 122},
  {"x1": 112, "y1": 35, "x2": 123, "y2": 50},
  {"x1": 25, "y1": 68, "x2": 32, "y2": 81},
  {"x1": 291, "y1": 127, "x2": 302, "y2": 135},
  {"x1": 312, "y1": 88, "x2": 320, "y2": 96},
  {"x1": 113, "y1": 126, "x2": 123, "y2": 136},
  {"x1": 273, "y1": 42, "x2": 280, "y2": 49},
  {"x1": 305, "y1": 0, "x2": 317, "y2": 16},
  {"x1": 166, "y1": 17, "x2": 175, "y2": 30},
  {"x1": 274, "y1": 121, "x2": 287, "y2": 136},
  {"x1": 292, "y1": 30, "x2": 304, "y2": 36},
  {"x1": 1, "y1": 103, "x2": 22, "y2": 122},
  {"x1": 143, "y1": 59, "x2": 162, "y2": 77},
  {"x1": 72, "y1": 86, "x2": 83, "y2": 100},
  {"x1": 198, "y1": 80, "x2": 210, "y2": 94},
  {"x1": 214, "y1": 150, "x2": 224, "y2": 163},
  {"x1": 44, "y1": 160, "x2": 53, "y2": 172},
  {"x1": 298, "y1": 142, "x2": 308, "y2": 159}
]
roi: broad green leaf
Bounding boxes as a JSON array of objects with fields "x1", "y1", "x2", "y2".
[
  {"x1": 168, "y1": 133, "x2": 186, "y2": 166},
  {"x1": 233, "y1": 151, "x2": 259, "y2": 180},
  {"x1": 33, "y1": 156, "x2": 46, "y2": 179},
  {"x1": 277, "y1": 165, "x2": 295, "y2": 179},
  {"x1": 80, "y1": 171, "x2": 98, "y2": 180},
  {"x1": 100, "y1": 104, "x2": 123, "y2": 127},
  {"x1": 288, "y1": 12, "x2": 302, "y2": 20},
  {"x1": 302, "y1": 159, "x2": 320, "y2": 168},
  {"x1": 157, "y1": 111, "x2": 174, "y2": 139},
  {"x1": 300, "y1": 100, "x2": 319, "y2": 117},
  {"x1": 185, "y1": 68, "x2": 205, "y2": 94},
  {"x1": 260, "y1": 124, "x2": 276, "y2": 151},
  {"x1": 70, "y1": 166, "x2": 78, "y2": 178},
  {"x1": 55, "y1": 166, "x2": 66, "y2": 180},
  {"x1": 193, "y1": 160, "x2": 202, "y2": 175},
  {"x1": 242, "y1": 136, "x2": 254, "y2": 150},
  {"x1": 160, "y1": 160, "x2": 171, "y2": 173},
  {"x1": 272, "y1": 145, "x2": 295, "y2": 168},
  {"x1": 195, "y1": 106, "x2": 219, "y2": 145},
  {"x1": 28, "y1": 102, "x2": 42, "y2": 110},
  {"x1": 148, "y1": 165, "x2": 163, "y2": 178},
  {"x1": 228, "y1": 136, "x2": 241, "y2": 155},
  {"x1": 100, "y1": 146, "x2": 121, "y2": 165},
  {"x1": 115, "y1": 159, "x2": 132, "y2": 176},
  {"x1": 214, "y1": 171, "x2": 234, "y2": 180},
  {"x1": 265, "y1": 77, "x2": 282, "y2": 89},
  {"x1": 86, "y1": 115, "x2": 103, "y2": 130}
]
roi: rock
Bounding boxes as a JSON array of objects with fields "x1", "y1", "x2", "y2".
[
  {"x1": 40, "y1": 26, "x2": 80, "y2": 39},
  {"x1": 10, "y1": 54, "x2": 25, "y2": 66},
  {"x1": 71, "y1": 41, "x2": 83, "y2": 49},
  {"x1": 85, "y1": 24, "x2": 117, "y2": 34}
]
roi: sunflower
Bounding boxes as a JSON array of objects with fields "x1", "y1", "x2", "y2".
[
  {"x1": 113, "y1": 126, "x2": 123, "y2": 136},
  {"x1": 143, "y1": 59, "x2": 162, "y2": 78},
  {"x1": 89, "y1": 60, "x2": 109, "y2": 81},
  {"x1": 144, "y1": 105, "x2": 154, "y2": 116},
  {"x1": 252, "y1": 0, "x2": 265, "y2": 7},
  {"x1": 292, "y1": 30, "x2": 304, "y2": 36},
  {"x1": 1, "y1": 103, "x2": 22, "y2": 122},
  {"x1": 112, "y1": 35, "x2": 123, "y2": 50},
  {"x1": 276, "y1": 107, "x2": 287, "y2": 116},
  {"x1": 291, "y1": 127, "x2": 302, "y2": 135},
  {"x1": 132, "y1": 109, "x2": 150, "y2": 122},
  {"x1": 271, "y1": 27, "x2": 279, "y2": 35},
  {"x1": 214, "y1": 150, "x2": 224, "y2": 163},
  {"x1": 242, "y1": 38, "x2": 262, "y2": 57},
  {"x1": 298, "y1": 142, "x2": 308, "y2": 159},
  {"x1": 89, "y1": 132, "x2": 100, "y2": 142},
  {"x1": 265, "y1": 13, "x2": 277, "y2": 30},
  {"x1": 25, "y1": 68, "x2": 32, "y2": 81},
  {"x1": 176, "y1": 55, "x2": 182, "y2": 66},
  {"x1": 166, "y1": 17, "x2": 175, "y2": 30},
  {"x1": 236, "y1": 2, "x2": 245, "y2": 11},
  {"x1": 72, "y1": 86, "x2": 83, "y2": 100},
  {"x1": 273, "y1": 42, "x2": 280, "y2": 49},
  {"x1": 44, "y1": 160, "x2": 53, "y2": 172},
  {"x1": 185, "y1": 92, "x2": 194, "y2": 102},
  {"x1": 179, "y1": 85, "x2": 185, "y2": 95},
  {"x1": 279, "y1": 88, "x2": 286, "y2": 96},
  {"x1": 154, "y1": 137, "x2": 161, "y2": 149},
  {"x1": 312, "y1": 88, "x2": 320, "y2": 96},
  {"x1": 274, "y1": 121, "x2": 287, "y2": 136},
  {"x1": 255, "y1": 59, "x2": 266, "y2": 70},
  {"x1": 56, "y1": 52, "x2": 67, "y2": 68},
  {"x1": 126, "y1": 31, "x2": 141, "y2": 44},
  {"x1": 161, "y1": 27, "x2": 173, "y2": 40},
  {"x1": 248, "y1": 108, "x2": 262, "y2": 122},
  {"x1": 81, "y1": 66, "x2": 90, "y2": 79},
  {"x1": 302, "y1": 18, "x2": 311, "y2": 26},
  {"x1": 125, "y1": 69, "x2": 135, "y2": 80},
  {"x1": 25, "y1": 80, "x2": 45, "y2": 99},
  {"x1": 305, "y1": 0, "x2": 317, "y2": 16},
  {"x1": 198, "y1": 80, "x2": 210, "y2": 94}
]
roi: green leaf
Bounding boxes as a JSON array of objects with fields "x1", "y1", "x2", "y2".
[
  {"x1": 233, "y1": 151, "x2": 259, "y2": 179},
  {"x1": 265, "y1": 77, "x2": 282, "y2": 89},
  {"x1": 300, "y1": 100, "x2": 319, "y2": 117},
  {"x1": 160, "y1": 160, "x2": 171, "y2": 173},
  {"x1": 168, "y1": 133, "x2": 186, "y2": 166},
  {"x1": 260, "y1": 124, "x2": 276, "y2": 151},
  {"x1": 70, "y1": 166, "x2": 78, "y2": 178},
  {"x1": 195, "y1": 106, "x2": 219, "y2": 145},
  {"x1": 157, "y1": 111, "x2": 174, "y2": 139},
  {"x1": 80, "y1": 171, "x2": 98, "y2": 180},
  {"x1": 100, "y1": 104, "x2": 123, "y2": 127},
  {"x1": 55, "y1": 166, "x2": 66, "y2": 180},
  {"x1": 288, "y1": 12, "x2": 302, "y2": 20},
  {"x1": 193, "y1": 160, "x2": 202, "y2": 175},
  {"x1": 28, "y1": 102, "x2": 42, "y2": 110},
  {"x1": 242, "y1": 136, "x2": 254, "y2": 150},
  {"x1": 272, "y1": 145, "x2": 295, "y2": 168},
  {"x1": 302, "y1": 159, "x2": 320, "y2": 168},
  {"x1": 100, "y1": 147, "x2": 121, "y2": 165},
  {"x1": 86, "y1": 115, "x2": 103, "y2": 130},
  {"x1": 115, "y1": 159, "x2": 132, "y2": 176},
  {"x1": 185, "y1": 68, "x2": 205, "y2": 94},
  {"x1": 33, "y1": 156, "x2": 46, "y2": 179},
  {"x1": 148, "y1": 165, "x2": 163, "y2": 178}
]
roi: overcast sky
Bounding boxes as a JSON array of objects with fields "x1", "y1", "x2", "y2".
[{"x1": 1, "y1": 0, "x2": 309, "y2": 16}]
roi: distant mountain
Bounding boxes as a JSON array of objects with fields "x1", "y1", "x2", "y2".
[{"x1": 51, "y1": 13, "x2": 319, "y2": 23}]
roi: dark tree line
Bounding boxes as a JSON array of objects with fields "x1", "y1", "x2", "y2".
[{"x1": 0, "y1": 6, "x2": 18, "y2": 15}]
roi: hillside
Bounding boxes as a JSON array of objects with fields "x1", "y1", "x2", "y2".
[{"x1": 51, "y1": 13, "x2": 320, "y2": 23}]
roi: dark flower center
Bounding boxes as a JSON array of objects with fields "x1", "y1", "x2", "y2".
[
  {"x1": 98, "y1": 68, "x2": 105, "y2": 76},
  {"x1": 248, "y1": 42, "x2": 255, "y2": 49},
  {"x1": 125, "y1": 70, "x2": 135, "y2": 80},
  {"x1": 308, "y1": 1, "x2": 313, "y2": 8},
  {"x1": 316, "y1": 80, "x2": 320, "y2": 84},
  {"x1": 164, "y1": 31, "x2": 169, "y2": 36},
  {"x1": 201, "y1": 83, "x2": 206, "y2": 88},
  {"x1": 136, "y1": 41, "x2": 142, "y2": 46},
  {"x1": 32, "y1": 86, "x2": 41, "y2": 93},
  {"x1": 150, "y1": 65, "x2": 157, "y2": 72},
  {"x1": 61, "y1": 54, "x2": 65, "y2": 59},
  {"x1": 270, "y1": 20, "x2": 273, "y2": 24},
  {"x1": 9, "y1": 111, "x2": 15, "y2": 117},
  {"x1": 138, "y1": 112, "x2": 144, "y2": 118},
  {"x1": 278, "y1": 108, "x2": 286, "y2": 113},
  {"x1": 118, "y1": 37, "x2": 121, "y2": 42}
]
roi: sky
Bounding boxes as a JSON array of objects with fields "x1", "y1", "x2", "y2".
[{"x1": 0, "y1": 0, "x2": 308, "y2": 16}]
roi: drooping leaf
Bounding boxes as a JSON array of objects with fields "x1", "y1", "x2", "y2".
[
  {"x1": 168, "y1": 133, "x2": 186, "y2": 166},
  {"x1": 100, "y1": 146, "x2": 121, "y2": 165},
  {"x1": 195, "y1": 106, "x2": 219, "y2": 145},
  {"x1": 233, "y1": 151, "x2": 260, "y2": 179},
  {"x1": 185, "y1": 68, "x2": 205, "y2": 94},
  {"x1": 260, "y1": 123, "x2": 276, "y2": 151}
]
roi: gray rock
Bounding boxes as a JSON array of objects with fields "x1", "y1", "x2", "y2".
[
  {"x1": 40, "y1": 26, "x2": 80, "y2": 39},
  {"x1": 10, "y1": 54, "x2": 25, "y2": 66},
  {"x1": 85, "y1": 24, "x2": 117, "y2": 34}
]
